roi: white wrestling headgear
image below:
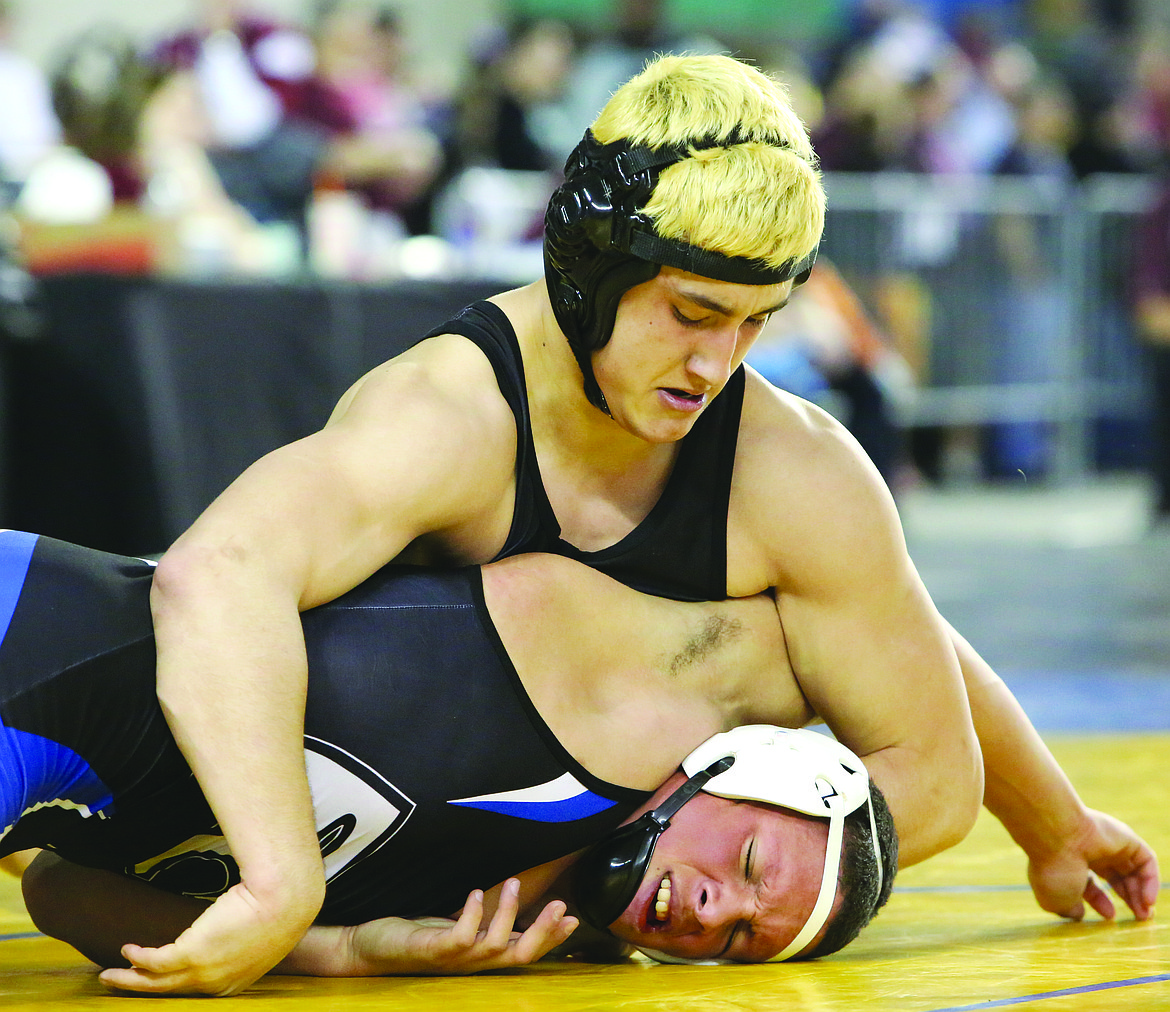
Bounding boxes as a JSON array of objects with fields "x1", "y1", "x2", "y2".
[{"x1": 634, "y1": 725, "x2": 882, "y2": 965}]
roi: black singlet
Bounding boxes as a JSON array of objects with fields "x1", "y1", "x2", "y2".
[
  {"x1": 0, "y1": 533, "x2": 650, "y2": 923},
  {"x1": 423, "y1": 302, "x2": 745, "y2": 601}
]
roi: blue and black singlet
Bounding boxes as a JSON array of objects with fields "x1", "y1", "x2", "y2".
[{"x1": 0, "y1": 531, "x2": 649, "y2": 924}]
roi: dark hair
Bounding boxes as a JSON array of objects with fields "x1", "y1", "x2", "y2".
[
  {"x1": 49, "y1": 27, "x2": 166, "y2": 162},
  {"x1": 797, "y1": 778, "x2": 897, "y2": 960}
]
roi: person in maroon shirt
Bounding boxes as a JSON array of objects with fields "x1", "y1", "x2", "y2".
[{"x1": 1133, "y1": 176, "x2": 1170, "y2": 520}]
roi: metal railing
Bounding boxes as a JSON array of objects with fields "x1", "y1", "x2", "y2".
[{"x1": 820, "y1": 172, "x2": 1157, "y2": 482}]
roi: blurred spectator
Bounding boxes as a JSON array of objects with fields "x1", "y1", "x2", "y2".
[
  {"x1": 448, "y1": 18, "x2": 574, "y2": 174},
  {"x1": 746, "y1": 259, "x2": 913, "y2": 488},
  {"x1": 23, "y1": 24, "x2": 298, "y2": 277},
  {"x1": 815, "y1": 4, "x2": 1015, "y2": 175},
  {"x1": 5, "y1": 29, "x2": 148, "y2": 272},
  {"x1": 1114, "y1": 28, "x2": 1170, "y2": 174},
  {"x1": 1133, "y1": 106, "x2": 1170, "y2": 522},
  {"x1": 15, "y1": 27, "x2": 157, "y2": 275},
  {"x1": 812, "y1": 51, "x2": 894, "y2": 171},
  {"x1": 152, "y1": 0, "x2": 330, "y2": 231},
  {"x1": 155, "y1": 0, "x2": 323, "y2": 137},
  {"x1": 542, "y1": 0, "x2": 725, "y2": 157},
  {"x1": 985, "y1": 75, "x2": 1078, "y2": 479},
  {"x1": 48, "y1": 27, "x2": 165, "y2": 204},
  {"x1": 1025, "y1": 0, "x2": 1137, "y2": 176},
  {"x1": 0, "y1": 0, "x2": 60, "y2": 189},
  {"x1": 138, "y1": 68, "x2": 290, "y2": 274},
  {"x1": 308, "y1": 1, "x2": 442, "y2": 232},
  {"x1": 424, "y1": 17, "x2": 573, "y2": 275}
]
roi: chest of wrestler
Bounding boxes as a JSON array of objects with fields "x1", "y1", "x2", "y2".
[{"x1": 412, "y1": 301, "x2": 741, "y2": 601}]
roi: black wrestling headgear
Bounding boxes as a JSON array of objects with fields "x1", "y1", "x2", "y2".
[{"x1": 543, "y1": 130, "x2": 819, "y2": 412}]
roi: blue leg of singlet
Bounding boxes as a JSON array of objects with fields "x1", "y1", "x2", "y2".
[
  {"x1": 0, "y1": 530, "x2": 114, "y2": 841},
  {"x1": 0, "y1": 529, "x2": 37, "y2": 643}
]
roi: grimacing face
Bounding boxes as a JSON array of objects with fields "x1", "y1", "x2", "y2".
[
  {"x1": 605, "y1": 778, "x2": 841, "y2": 962},
  {"x1": 590, "y1": 267, "x2": 792, "y2": 444}
]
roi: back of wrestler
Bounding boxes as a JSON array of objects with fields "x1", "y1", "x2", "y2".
[{"x1": 0, "y1": 531, "x2": 653, "y2": 923}]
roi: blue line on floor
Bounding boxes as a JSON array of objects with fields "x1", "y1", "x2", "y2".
[
  {"x1": 0, "y1": 931, "x2": 42, "y2": 940},
  {"x1": 927, "y1": 974, "x2": 1170, "y2": 1011},
  {"x1": 896, "y1": 881, "x2": 1170, "y2": 894},
  {"x1": 895, "y1": 884, "x2": 1032, "y2": 893}
]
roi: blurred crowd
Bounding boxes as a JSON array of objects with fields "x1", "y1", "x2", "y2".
[
  {"x1": 0, "y1": 0, "x2": 1165, "y2": 267},
  {"x1": 0, "y1": 0, "x2": 1168, "y2": 507},
  {"x1": 1, "y1": 0, "x2": 1168, "y2": 271}
]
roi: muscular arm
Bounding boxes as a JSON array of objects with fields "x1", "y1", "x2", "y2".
[
  {"x1": 951, "y1": 627, "x2": 1159, "y2": 920},
  {"x1": 734, "y1": 381, "x2": 984, "y2": 867},
  {"x1": 738, "y1": 383, "x2": 1155, "y2": 913},
  {"x1": 120, "y1": 339, "x2": 518, "y2": 995}
]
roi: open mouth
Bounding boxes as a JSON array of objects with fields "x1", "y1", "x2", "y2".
[
  {"x1": 663, "y1": 388, "x2": 704, "y2": 403},
  {"x1": 646, "y1": 873, "x2": 672, "y2": 928}
]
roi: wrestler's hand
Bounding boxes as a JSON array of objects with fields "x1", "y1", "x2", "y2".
[
  {"x1": 98, "y1": 879, "x2": 319, "y2": 996},
  {"x1": 1026, "y1": 808, "x2": 1159, "y2": 922},
  {"x1": 344, "y1": 878, "x2": 578, "y2": 976}
]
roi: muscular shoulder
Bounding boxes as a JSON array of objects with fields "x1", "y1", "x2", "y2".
[
  {"x1": 727, "y1": 368, "x2": 907, "y2": 596},
  {"x1": 321, "y1": 334, "x2": 519, "y2": 549},
  {"x1": 331, "y1": 333, "x2": 511, "y2": 430}
]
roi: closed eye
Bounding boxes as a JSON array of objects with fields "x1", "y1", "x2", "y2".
[
  {"x1": 721, "y1": 919, "x2": 753, "y2": 959},
  {"x1": 673, "y1": 307, "x2": 771, "y2": 330}
]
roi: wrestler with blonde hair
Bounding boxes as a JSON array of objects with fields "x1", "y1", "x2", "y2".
[
  {"x1": 110, "y1": 53, "x2": 1154, "y2": 996},
  {"x1": 591, "y1": 54, "x2": 824, "y2": 264}
]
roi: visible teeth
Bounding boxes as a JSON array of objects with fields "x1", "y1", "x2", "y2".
[{"x1": 654, "y1": 875, "x2": 671, "y2": 920}]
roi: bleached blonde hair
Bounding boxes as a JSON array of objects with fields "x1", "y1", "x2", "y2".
[{"x1": 591, "y1": 54, "x2": 824, "y2": 270}]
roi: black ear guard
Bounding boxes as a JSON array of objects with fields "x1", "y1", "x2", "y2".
[
  {"x1": 543, "y1": 130, "x2": 818, "y2": 412},
  {"x1": 571, "y1": 755, "x2": 735, "y2": 931}
]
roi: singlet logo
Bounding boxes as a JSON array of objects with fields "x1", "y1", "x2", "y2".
[
  {"x1": 130, "y1": 736, "x2": 416, "y2": 896},
  {"x1": 303, "y1": 736, "x2": 416, "y2": 883},
  {"x1": 447, "y1": 771, "x2": 617, "y2": 822}
]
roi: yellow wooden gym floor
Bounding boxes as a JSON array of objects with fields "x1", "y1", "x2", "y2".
[{"x1": 2, "y1": 732, "x2": 1167, "y2": 1011}]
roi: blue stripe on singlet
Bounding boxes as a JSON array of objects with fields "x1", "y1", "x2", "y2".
[
  {"x1": 0, "y1": 530, "x2": 37, "y2": 647},
  {"x1": 448, "y1": 773, "x2": 618, "y2": 823},
  {"x1": 0, "y1": 530, "x2": 114, "y2": 838},
  {"x1": 0, "y1": 723, "x2": 114, "y2": 834},
  {"x1": 451, "y1": 792, "x2": 618, "y2": 822}
]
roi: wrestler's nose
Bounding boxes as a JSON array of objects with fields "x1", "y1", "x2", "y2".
[
  {"x1": 685, "y1": 327, "x2": 739, "y2": 388},
  {"x1": 694, "y1": 880, "x2": 751, "y2": 931}
]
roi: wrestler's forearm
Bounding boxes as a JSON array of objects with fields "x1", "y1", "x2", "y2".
[
  {"x1": 143, "y1": 542, "x2": 326, "y2": 993},
  {"x1": 851, "y1": 743, "x2": 969, "y2": 867},
  {"x1": 22, "y1": 853, "x2": 206, "y2": 967},
  {"x1": 949, "y1": 624, "x2": 1090, "y2": 858},
  {"x1": 274, "y1": 925, "x2": 357, "y2": 976},
  {"x1": 150, "y1": 550, "x2": 325, "y2": 924}
]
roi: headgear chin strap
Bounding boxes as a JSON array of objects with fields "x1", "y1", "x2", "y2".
[
  {"x1": 543, "y1": 130, "x2": 818, "y2": 412},
  {"x1": 571, "y1": 725, "x2": 881, "y2": 963}
]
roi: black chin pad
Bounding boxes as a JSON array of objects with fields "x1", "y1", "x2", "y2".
[{"x1": 571, "y1": 812, "x2": 666, "y2": 930}]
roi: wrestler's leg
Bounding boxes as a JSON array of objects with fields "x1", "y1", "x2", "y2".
[{"x1": 22, "y1": 851, "x2": 206, "y2": 968}]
